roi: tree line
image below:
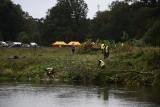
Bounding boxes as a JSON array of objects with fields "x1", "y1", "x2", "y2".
[{"x1": 0, "y1": 0, "x2": 160, "y2": 46}]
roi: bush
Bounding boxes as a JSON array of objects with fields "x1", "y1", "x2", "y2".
[
  {"x1": 115, "y1": 43, "x2": 133, "y2": 53},
  {"x1": 92, "y1": 71, "x2": 114, "y2": 84},
  {"x1": 152, "y1": 69, "x2": 160, "y2": 86},
  {"x1": 68, "y1": 71, "x2": 83, "y2": 81},
  {"x1": 133, "y1": 38, "x2": 145, "y2": 47},
  {"x1": 144, "y1": 19, "x2": 160, "y2": 46},
  {"x1": 144, "y1": 49, "x2": 160, "y2": 69},
  {"x1": 1, "y1": 69, "x2": 15, "y2": 78},
  {"x1": 23, "y1": 66, "x2": 46, "y2": 78},
  {"x1": 77, "y1": 39, "x2": 98, "y2": 54}
]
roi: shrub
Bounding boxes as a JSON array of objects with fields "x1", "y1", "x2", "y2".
[
  {"x1": 133, "y1": 38, "x2": 145, "y2": 47},
  {"x1": 115, "y1": 43, "x2": 133, "y2": 53},
  {"x1": 144, "y1": 49, "x2": 160, "y2": 69},
  {"x1": 77, "y1": 39, "x2": 98, "y2": 54},
  {"x1": 23, "y1": 66, "x2": 46, "y2": 78},
  {"x1": 68, "y1": 71, "x2": 83, "y2": 81},
  {"x1": 1, "y1": 69, "x2": 15, "y2": 78},
  {"x1": 152, "y1": 69, "x2": 160, "y2": 86},
  {"x1": 92, "y1": 71, "x2": 114, "y2": 84},
  {"x1": 144, "y1": 19, "x2": 160, "y2": 46}
]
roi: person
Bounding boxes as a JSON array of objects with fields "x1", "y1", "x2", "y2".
[
  {"x1": 101, "y1": 43, "x2": 105, "y2": 54},
  {"x1": 98, "y1": 60, "x2": 105, "y2": 69},
  {"x1": 46, "y1": 67, "x2": 54, "y2": 78},
  {"x1": 104, "y1": 44, "x2": 109, "y2": 60},
  {"x1": 71, "y1": 43, "x2": 76, "y2": 54}
]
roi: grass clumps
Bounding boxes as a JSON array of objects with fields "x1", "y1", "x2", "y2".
[{"x1": 0, "y1": 45, "x2": 160, "y2": 86}]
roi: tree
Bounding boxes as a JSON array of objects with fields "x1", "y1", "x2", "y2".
[
  {"x1": 0, "y1": 31, "x2": 2, "y2": 41},
  {"x1": 0, "y1": 0, "x2": 40, "y2": 43},
  {"x1": 91, "y1": 11, "x2": 110, "y2": 40},
  {"x1": 23, "y1": 17, "x2": 40, "y2": 43},
  {"x1": 125, "y1": 0, "x2": 160, "y2": 7},
  {"x1": 17, "y1": 32, "x2": 30, "y2": 44},
  {"x1": 91, "y1": 1, "x2": 133, "y2": 42},
  {"x1": 0, "y1": 0, "x2": 25, "y2": 41},
  {"x1": 144, "y1": 19, "x2": 160, "y2": 46},
  {"x1": 43, "y1": 0, "x2": 88, "y2": 44},
  {"x1": 35, "y1": 18, "x2": 45, "y2": 44}
]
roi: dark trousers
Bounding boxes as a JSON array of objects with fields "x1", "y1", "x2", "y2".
[
  {"x1": 101, "y1": 65, "x2": 105, "y2": 69},
  {"x1": 72, "y1": 49, "x2": 75, "y2": 54},
  {"x1": 104, "y1": 52, "x2": 109, "y2": 59}
]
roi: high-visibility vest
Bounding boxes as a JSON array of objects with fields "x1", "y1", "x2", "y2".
[
  {"x1": 100, "y1": 60, "x2": 105, "y2": 67},
  {"x1": 104, "y1": 46, "x2": 109, "y2": 53},
  {"x1": 101, "y1": 44, "x2": 105, "y2": 49}
]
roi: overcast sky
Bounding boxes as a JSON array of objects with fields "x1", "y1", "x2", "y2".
[{"x1": 11, "y1": 0, "x2": 119, "y2": 19}]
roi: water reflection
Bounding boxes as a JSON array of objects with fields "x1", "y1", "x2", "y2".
[
  {"x1": 0, "y1": 83, "x2": 160, "y2": 107},
  {"x1": 98, "y1": 87, "x2": 109, "y2": 100}
]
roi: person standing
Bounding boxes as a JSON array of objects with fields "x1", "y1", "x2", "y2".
[
  {"x1": 71, "y1": 43, "x2": 76, "y2": 54},
  {"x1": 101, "y1": 43, "x2": 105, "y2": 54},
  {"x1": 104, "y1": 45, "x2": 109, "y2": 60}
]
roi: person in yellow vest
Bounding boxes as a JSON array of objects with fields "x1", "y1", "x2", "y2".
[
  {"x1": 104, "y1": 44, "x2": 109, "y2": 60},
  {"x1": 101, "y1": 43, "x2": 105, "y2": 54},
  {"x1": 98, "y1": 60, "x2": 105, "y2": 69}
]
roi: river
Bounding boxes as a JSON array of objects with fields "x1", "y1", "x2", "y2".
[{"x1": 0, "y1": 82, "x2": 160, "y2": 107}]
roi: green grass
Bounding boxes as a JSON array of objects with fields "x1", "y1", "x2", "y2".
[{"x1": 0, "y1": 46, "x2": 160, "y2": 86}]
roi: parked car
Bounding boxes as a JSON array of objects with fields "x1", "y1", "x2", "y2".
[
  {"x1": 22, "y1": 44, "x2": 30, "y2": 48},
  {"x1": 0, "y1": 41, "x2": 8, "y2": 47},
  {"x1": 30, "y1": 42, "x2": 38, "y2": 47},
  {"x1": 9, "y1": 42, "x2": 22, "y2": 48}
]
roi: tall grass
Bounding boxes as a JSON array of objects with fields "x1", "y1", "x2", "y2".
[{"x1": 0, "y1": 46, "x2": 160, "y2": 86}]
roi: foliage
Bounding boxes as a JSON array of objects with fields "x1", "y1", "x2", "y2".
[
  {"x1": 132, "y1": 38, "x2": 146, "y2": 47},
  {"x1": 152, "y1": 69, "x2": 160, "y2": 86},
  {"x1": 0, "y1": 31, "x2": 2, "y2": 41},
  {"x1": 1, "y1": 69, "x2": 15, "y2": 78},
  {"x1": 121, "y1": 31, "x2": 129, "y2": 42},
  {"x1": 77, "y1": 39, "x2": 98, "y2": 54},
  {"x1": 144, "y1": 49, "x2": 160, "y2": 69},
  {"x1": 43, "y1": 0, "x2": 88, "y2": 44},
  {"x1": 0, "y1": 0, "x2": 24, "y2": 41},
  {"x1": 115, "y1": 43, "x2": 133, "y2": 53},
  {"x1": 0, "y1": 46, "x2": 160, "y2": 86},
  {"x1": 0, "y1": 0, "x2": 39, "y2": 43},
  {"x1": 144, "y1": 19, "x2": 160, "y2": 46},
  {"x1": 17, "y1": 32, "x2": 30, "y2": 43},
  {"x1": 0, "y1": 0, "x2": 160, "y2": 47}
]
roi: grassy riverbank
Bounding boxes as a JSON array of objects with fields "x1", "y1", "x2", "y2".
[{"x1": 0, "y1": 46, "x2": 160, "y2": 86}]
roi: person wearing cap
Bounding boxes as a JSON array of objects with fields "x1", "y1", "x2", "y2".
[{"x1": 98, "y1": 60, "x2": 105, "y2": 69}]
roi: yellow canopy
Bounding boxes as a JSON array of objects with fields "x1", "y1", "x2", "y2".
[
  {"x1": 68, "y1": 41, "x2": 81, "y2": 46},
  {"x1": 52, "y1": 41, "x2": 67, "y2": 45}
]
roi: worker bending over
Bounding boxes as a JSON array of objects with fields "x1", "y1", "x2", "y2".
[{"x1": 98, "y1": 60, "x2": 105, "y2": 69}]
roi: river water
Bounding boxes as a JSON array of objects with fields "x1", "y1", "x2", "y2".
[{"x1": 0, "y1": 83, "x2": 160, "y2": 107}]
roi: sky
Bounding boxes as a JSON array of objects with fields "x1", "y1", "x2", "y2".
[{"x1": 11, "y1": 0, "x2": 118, "y2": 19}]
